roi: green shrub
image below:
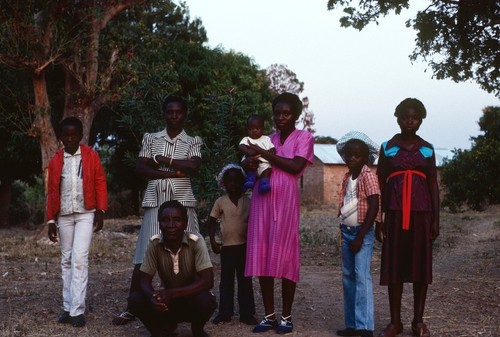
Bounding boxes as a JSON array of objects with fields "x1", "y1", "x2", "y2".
[
  {"x1": 441, "y1": 106, "x2": 500, "y2": 211},
  {"x1": 9, "y1": 177, "x2": 44, "y2": 225}
]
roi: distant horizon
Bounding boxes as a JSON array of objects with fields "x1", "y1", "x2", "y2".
[{"x1": 187, "y1": 0, "x2": 499, "y2": 150}]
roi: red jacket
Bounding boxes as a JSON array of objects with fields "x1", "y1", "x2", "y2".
[{"x1": 46, "y1": 144, "x2": 108, "y2": 222}]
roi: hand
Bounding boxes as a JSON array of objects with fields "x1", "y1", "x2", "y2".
[
  {"x1": 349, "y1": 236, "x2": 363, "y2": 253},
  {"x1": 48, "y1": 223, "x2": 58, "y2": 243},
  {"x1": 246, "y1": 140, "x2": 265, "y2": 156},
  {"x1": 375, "y1": 221, "x2": 385, "y2": 243},
  {"x1": 430, "y1": 218, "x2": 439, "y2": 240},
  {"x1": 241, "y1": 156, "x2": 260, "y2": 172},
  {"x1": 151, "y1": 289, "x2": 171, "y2": 312},
  {"x1": 210, "y1": 240, "x2": 222, "y2": 254},
  {"x1": 93, "y1": 210, "x2": 104, "y2": 233},
  {"x1": 172, "y1": 170, "x2": 186, "y2": 178}
]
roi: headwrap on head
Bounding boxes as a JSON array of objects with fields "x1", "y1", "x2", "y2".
[
  {"x1": 216, "y1": 163, "x2": 246, "y2": 192},
  {"x1": 336, "y1": 131, "x2": 379, "y2": 165}
]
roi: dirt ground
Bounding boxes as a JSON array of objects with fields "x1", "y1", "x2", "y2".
[{"x1": 0, "y1": 205, "x2": 498, "y2": 337}]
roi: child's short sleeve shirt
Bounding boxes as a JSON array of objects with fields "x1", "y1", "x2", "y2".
[{"x1": 210, "y1": 195, "x2": 250, "y2": 246}]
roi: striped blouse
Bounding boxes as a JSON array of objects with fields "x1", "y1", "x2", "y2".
[{"x1": 139, "y1": 129, "x2": 203, "y2": 209}]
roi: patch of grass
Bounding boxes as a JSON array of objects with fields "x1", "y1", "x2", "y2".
[
  {"x1": 300, "y1": 227, "x2": 338, "y2": 247},
  {"x1": 0, "y1": 234, "x2": 59, "y2": 261}
]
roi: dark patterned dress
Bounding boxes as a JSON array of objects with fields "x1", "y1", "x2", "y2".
[{"x1": 377, "y1": 135, "x2": 437, "y2": 285}]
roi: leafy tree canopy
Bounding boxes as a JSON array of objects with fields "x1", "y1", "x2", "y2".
[
  {"x1": 441, "y1": 106, "x2": 500, "y2": 211},
  {"x1": 327, "y1": 0, "x2": 500, "y2": 97}
]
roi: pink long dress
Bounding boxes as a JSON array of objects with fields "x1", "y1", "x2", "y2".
[{"x1": 245, "y1": 129, "x2": 314, "y2": 282}]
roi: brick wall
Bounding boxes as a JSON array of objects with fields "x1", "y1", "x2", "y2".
[{"x1": 301, "y1": 159, "x2": 348, "y2": 205}]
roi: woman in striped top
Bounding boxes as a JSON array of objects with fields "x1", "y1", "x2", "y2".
[{"x1": 113, "y1": 95, "x2": 203, "y2": 326}]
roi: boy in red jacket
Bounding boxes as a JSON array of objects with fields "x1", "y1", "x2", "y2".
[{"x1": 47, "y1": 117, "x2": 108, "y2": 328}]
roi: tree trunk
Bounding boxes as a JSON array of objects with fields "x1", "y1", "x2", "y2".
[{"x1": 31, "y1": 72, "x2": 59, "y2": 200}]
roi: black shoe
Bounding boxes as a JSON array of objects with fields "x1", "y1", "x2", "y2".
[
  {"x1": 336, "y1": 328, "x2": 360, "y2": 336},
  {"x1": 357, "y1": 330, "x2": 373, "y2": 337},
  {"x1": 58, "y1": 311, "x2": 71, "y2": 324},
  {"x1": 212, "y1": 314, "x2": 231, "y2": 324},
  {"x1": 239, "y1": 315, "x2": 258, "y2": 325},
  {"x1": 191, "y1": 324, "x2": 209, "y2": 337},
  {"x1": 72, "y1": 314, "x2": 86, "y2": 327},
  {"x1": 336, "y1": 328, "x2": 373, "y2": 337}
]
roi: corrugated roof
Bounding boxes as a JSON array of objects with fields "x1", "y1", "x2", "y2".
[
  {"x1": 314, "y1": 144, "x2": 453, "y2": 167},
  {"x1": 313, "y1": 144, "x2": 344, "y2": 164}
]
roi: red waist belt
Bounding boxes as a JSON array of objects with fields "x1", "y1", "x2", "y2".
[{"x1": 388, "y1": 170, "x2": 426, "y2": 230}]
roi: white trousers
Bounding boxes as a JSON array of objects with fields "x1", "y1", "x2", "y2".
[{"x1": 57, "y1": 212, "x2": 94, "y2": 316}]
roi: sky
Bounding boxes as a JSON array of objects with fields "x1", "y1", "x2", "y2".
[{"x1": 186, "y1": 0, "x2": 500, "y2": 150}]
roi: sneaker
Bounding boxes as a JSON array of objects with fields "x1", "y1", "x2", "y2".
[
  {"x1": 212, "y1": 314, "x2": 231, "y2": 324},
  {"x1": 112, "y1": 311, "x2": 135, "y2": 326},
  {"x1": 252, "y1": 314, "x2": 278, "y2": 333},
  {"x1": 58, "y1": 311, "x2": 71, "y2": 324},
  {"x1": 243, "y1": 179, "x2": 255, "y2": 190},
  {"x1": 243, "y1": 172, "x2": 257, "y2": 190},
  {"x1": 72, "y1": 314, "x2": 86, "y2": 327},
  {"x1": 276, "y1": 315, "x2": 293, "y2": 335},
  {"x1": 239, "y1": 315, "x2": 258, "y2": 325}
]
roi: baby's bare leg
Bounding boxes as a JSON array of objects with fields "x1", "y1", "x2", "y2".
[{"x1": 260, "y1": 168, "x2": 272, "y2": 179}]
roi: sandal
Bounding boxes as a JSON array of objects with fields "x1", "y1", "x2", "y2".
[
  {"x1": 378, "y1": 323, "x2": 403, "y2": 337},
  {"x1": 411, "y1": 321, "x2": 430, "y2": 337}
]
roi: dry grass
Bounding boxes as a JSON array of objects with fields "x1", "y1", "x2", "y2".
[{"x1": 1, "y1": 207, "x2": 499, "y2": 337}]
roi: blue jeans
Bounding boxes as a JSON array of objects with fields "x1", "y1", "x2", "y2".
[{"x1": 341, "y1": 224, "x2": 375, "y2": 331}]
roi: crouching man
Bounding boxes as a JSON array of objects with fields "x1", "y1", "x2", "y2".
[{"x1": 128, "y1": 200, "x2": 216, "y2": 337}]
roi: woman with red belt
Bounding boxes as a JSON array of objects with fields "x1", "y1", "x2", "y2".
[{"x1": 376, "y1": 98, "x2": 440, "y2": 337}]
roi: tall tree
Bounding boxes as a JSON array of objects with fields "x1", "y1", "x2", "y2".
[
  {"x1": 0, "y1": 0, "x2": 140, "y2": 193},
  {"x1": 300, "y1": 96, "x2": 316, "y2": 134},
  {"x1": 265, "y1": 63, "x2": 304, "y2": 95},
  {"x1": 327, "y1": 0, "x2": 500, "y2": 97}
]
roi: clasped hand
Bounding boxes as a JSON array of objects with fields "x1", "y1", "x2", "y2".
[{"x1": 151, "y1": 289, "x2": 171, "y2": 312}]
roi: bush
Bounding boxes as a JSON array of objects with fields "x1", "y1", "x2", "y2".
[
  {"x1": 441, "y1": 106, "x2": 500, "y2": 211},
  {"x1": 9, "y1": 177, "x2": 44, "y2": 225}
]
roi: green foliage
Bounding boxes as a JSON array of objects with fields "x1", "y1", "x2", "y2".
[
  {"x1": 327, "y1": 0, "x2": 500, "y2": 97},
  {"x1": 441, "y1": 106, "x2": 500, "y2": 211},
  {"x1": 109, "y1": 40, "x2": 273, "y2": 221},
  {"x1": 0, "y1": 131, "x2": 41, "y2": 184},
  {"x1": 9, "y1": 177, "x2": 45, "y2": 225}
]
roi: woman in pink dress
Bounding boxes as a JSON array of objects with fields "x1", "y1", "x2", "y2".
[{"x1": 242, "y1": 92, "x2": 314, "y2": 334}]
